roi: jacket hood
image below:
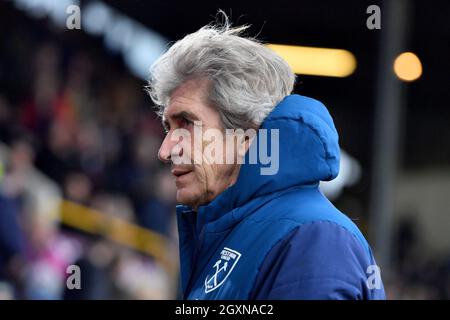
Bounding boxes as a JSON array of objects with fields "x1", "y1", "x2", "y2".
[{"x1": 178, "y1": 94, "x2": 340, "y2": 230}]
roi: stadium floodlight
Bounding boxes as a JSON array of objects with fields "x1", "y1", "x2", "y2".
[{"x1": 267, "y1": 44, "x2": 357, "y2": 77}]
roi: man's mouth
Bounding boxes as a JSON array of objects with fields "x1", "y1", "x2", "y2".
[{"x1": 171, "y1": 168, "x2": 192, "y2": 178}]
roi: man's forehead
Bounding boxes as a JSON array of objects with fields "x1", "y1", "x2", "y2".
[
  {"x1": 162, "y1": 102, "x2": 195, "y2": 121},
  {"x1": 163, "y1": 82, "x2": 209, "y2": 120}
]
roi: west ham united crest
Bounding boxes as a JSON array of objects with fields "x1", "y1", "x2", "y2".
[{"x1": 204, "y1": 247, "x2": 241, "y2": 293}]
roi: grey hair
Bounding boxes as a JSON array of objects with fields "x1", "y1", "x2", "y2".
[{"x1": 146, "y1": 13, "x2": 295, "y2": 130}]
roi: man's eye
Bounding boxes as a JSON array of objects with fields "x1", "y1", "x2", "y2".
[{"x1": 181, "y1": 118, "x2": 193, "y2": 127}]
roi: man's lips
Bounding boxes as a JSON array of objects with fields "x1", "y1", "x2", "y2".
[{"x1": 171, "y1": 168, "x2": 192, "y2": 178}]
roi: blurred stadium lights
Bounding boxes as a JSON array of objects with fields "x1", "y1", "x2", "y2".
[
  {"x1": 13, "y1": 0, "x2": 168, "y2": 80},
  {"x1": 320, "y1": 149, "x2": 362, "y2": 200},
  {"x1": 14, "y1": 0, "x2": 80, "y2": 24},
  {"x1": 393, "y1": 52, "x2": 423, "y2": 82},
  {"x1": 13, "y1": 0, "x2": 358, "y2": 80},
  {"x1": 267, "y1": 44, "x2": 357, "y2": 77}
]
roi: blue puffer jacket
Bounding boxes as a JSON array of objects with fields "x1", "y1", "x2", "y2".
[{"x1": 176, "y1": 94, "x2": 386, "y2": 300}]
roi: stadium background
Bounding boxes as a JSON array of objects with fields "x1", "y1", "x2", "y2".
[{"x1": 0, "y1": 0, "x2": 449, "y2": 299}]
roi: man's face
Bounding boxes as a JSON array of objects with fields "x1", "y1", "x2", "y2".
[{"x1": 158, "y1": 79, "x2": 242, "y2": 210}]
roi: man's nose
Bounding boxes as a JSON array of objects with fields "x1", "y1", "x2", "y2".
[{"x1": 158, "y1": 133, "x2": 182, "y2": 163}]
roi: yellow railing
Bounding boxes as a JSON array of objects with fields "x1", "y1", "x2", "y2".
[{"x1": 59, "y1": 200, "x2": 178, "y2": 276}]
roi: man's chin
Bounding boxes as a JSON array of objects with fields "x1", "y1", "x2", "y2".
[{"x1": 176, "y1": 188, "x2": 199, "y2": 208}]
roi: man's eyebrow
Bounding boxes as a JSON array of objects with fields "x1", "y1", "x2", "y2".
[
  {"x1": 161, "y1": 110, "x2": 199, "y2": 130},
  {"x1": 170, "y1": 110, "x2": 199, "y2": 121}
]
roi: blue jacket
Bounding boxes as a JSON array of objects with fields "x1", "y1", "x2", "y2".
[{"x1": 176, "y1": 94, "x2": 385, "y2": 300}]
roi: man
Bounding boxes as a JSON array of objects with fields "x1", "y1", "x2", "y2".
[{"x1": 147, "y1": 18, "x2": 385, "y2": 299}]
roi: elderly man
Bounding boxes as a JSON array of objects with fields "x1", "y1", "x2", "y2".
[{"x1": 147, "y1": 19, "x2": 385, "y2": 300}]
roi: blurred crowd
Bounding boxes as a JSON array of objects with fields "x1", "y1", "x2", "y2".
[
  {"x1": 0, "y1": 14, "x2": 178, "y2": 299},
  {"x1": 385, "y1": 217, "x2": 450, "y2": 299}
]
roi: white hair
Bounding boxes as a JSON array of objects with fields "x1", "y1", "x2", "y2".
[{"x1": 146, "y1": 13, "x2": 295, "y2": 129}]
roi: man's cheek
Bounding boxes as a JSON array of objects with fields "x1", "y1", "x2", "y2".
[
  {"x1": 188, "y1": 173, "x2": 205, "y2": 199},
  {"x1": 193, "y1": 165, "x2": 207, "y2": 186},
  {"x1": 189, "y1": 139, "x2": 204, "y2": 165}
]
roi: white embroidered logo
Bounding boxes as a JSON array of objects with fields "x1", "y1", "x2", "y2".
[{"x1": 204, "y1": 247, "x2": 241, "y2": 293}]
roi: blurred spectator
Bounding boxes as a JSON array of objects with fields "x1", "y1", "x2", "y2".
[
  {"x1": 35, "y1": 120, "x2": 78, "y2": 184},
  {"x1": 1, "y1": 137, "x2": 61, "y2": 221},
  {"x1": 136, "y1": 169, "x2": 176, "y2": 237},
  {"x1": 63, "y1": 172, "x2": 93, "y2": 206},
  {"x1": 64, "y1": 239, "x2": 117, "y2": 300},
  {"x1": 0, "y1": 95, "x2": 16, "y2": 144},
  {"x1": 19, "y1": 43, "x2": 65, "y2": 140},
  {"x1": 0, "y1": 190, "x2": 24, "y2": 299},
  {"x1": 21, "y1": 213, "x2": 80, "y2": 300}
]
